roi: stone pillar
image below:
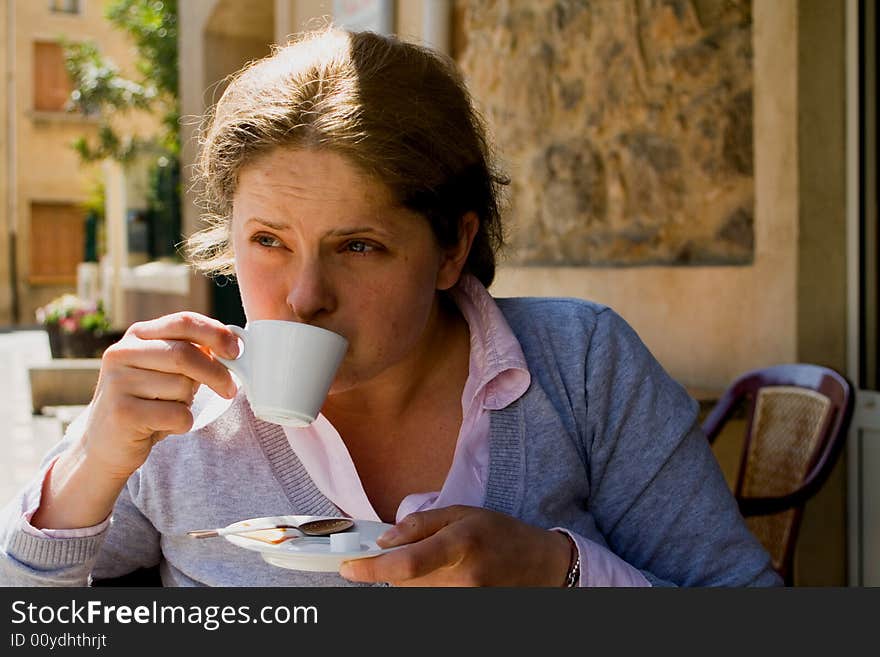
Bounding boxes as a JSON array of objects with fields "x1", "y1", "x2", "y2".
[
  {"x1": 178, "y1": 0, "x2": 219, "y2": 318},
  {"x1": 423, "y1": 0, "x2": 451, "y2": 53},
  {"x1": 102, "y1": 159, "x2": 127, "y2": 329}
]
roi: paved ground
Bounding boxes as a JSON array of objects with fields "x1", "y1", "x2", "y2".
[{"x1": 0, "y1": 330, "x2": 65, "y2": 507}]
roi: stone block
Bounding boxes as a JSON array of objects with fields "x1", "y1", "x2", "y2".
[
  {"x1": 457, "y1": 0, "x2": 755, "y2": 266},
  {"x1": 28, "y1": 359, "x2": 100, "y2": 414}
]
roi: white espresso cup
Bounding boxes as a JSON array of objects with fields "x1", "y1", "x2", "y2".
[{"x1": 214, "y1": 320, "x2": 348, "y2": 427}]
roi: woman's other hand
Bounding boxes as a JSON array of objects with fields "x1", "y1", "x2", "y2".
[{"x1": 339, "y1": 505, "x2": 574, "y2": 586}]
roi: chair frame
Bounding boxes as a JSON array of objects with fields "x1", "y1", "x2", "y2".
[{"x1": 701, "y1": 363, "x2": 854, "y2": 584}]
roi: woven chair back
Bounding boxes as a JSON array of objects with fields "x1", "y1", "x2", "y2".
[{"x1": 739, "y1": 386, "x2": 832, "y2": 571}]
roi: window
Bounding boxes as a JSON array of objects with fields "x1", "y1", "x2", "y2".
[
  {"x1": 33, "y1": 41, "x2": 72, "y2": 112},
  {"x1": 49, "y1": 0, "x2": 81, "y2": 14},
  {"x1": 29, "y1": 202, "x2": 86, "y2": 285}
]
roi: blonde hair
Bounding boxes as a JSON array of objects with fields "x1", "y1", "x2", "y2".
[{"x1": 186, "y1": 28, "x2": 508, "y2": 286}]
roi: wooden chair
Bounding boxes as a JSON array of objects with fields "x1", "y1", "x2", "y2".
[{"x1": 701, "y1": 363, "x2": 854, "y2": 585}]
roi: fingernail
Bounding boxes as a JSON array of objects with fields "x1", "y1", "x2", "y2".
[
  {"x1": 226, "y1": 381, "x2": 238, "y2": 398},
  {"x1": 224, "y1": 338, "x2": 239, "y2": 359},
  {"x1": 339, "y1": 562, "x2": 355, "y2": 580},
  {"x1": 377, "y1": 526, "x2": 399, "y2": 546}
]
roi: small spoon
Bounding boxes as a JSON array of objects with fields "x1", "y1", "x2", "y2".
[{"x1": 187, "y1": 517, "x2": 354, "y2": 539}]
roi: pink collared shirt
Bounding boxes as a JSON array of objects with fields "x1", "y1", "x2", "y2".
[{"x1": 22, "y1": 274, "x2": 649, "y2": 586}]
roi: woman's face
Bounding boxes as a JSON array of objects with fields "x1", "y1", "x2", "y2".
[{"x1": 230, "y1": 147, "x2": 468, "y2": 394}]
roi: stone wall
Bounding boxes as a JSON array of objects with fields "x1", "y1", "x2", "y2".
[{"x1": 455, "y1": 0, "x2": 754, "y2": 266}]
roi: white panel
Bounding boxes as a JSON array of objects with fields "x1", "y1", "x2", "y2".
[
  {"x1": 332, "y1": 0, "x2": 393, "y2": 33},
  {"x1": 863, "y1": 428, "x2": 880, "y2": 585},
  {"x1": 848, "y1": 390, "x2": 880, "y2": 585}
]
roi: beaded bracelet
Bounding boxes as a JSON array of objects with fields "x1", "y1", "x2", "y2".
[
  {"x1": 560, "y1": 532, "x2": 580, "y2": 587},
  {"x1": 564, "y1": 547, "x2": 581, "y2": 587}
]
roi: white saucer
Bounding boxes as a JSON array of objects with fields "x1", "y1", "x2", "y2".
[{"x1": 223, "y1": 515, "x2": 397, "y2": 573}]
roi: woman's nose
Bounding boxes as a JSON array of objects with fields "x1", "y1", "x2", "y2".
[{"x1": 285, "y1": 259, "x2": 336, "y2": 323}]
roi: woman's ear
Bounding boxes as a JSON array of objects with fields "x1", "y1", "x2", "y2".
[{"x1": 436, "y1": 211, "x2": 479, "y2": 291}]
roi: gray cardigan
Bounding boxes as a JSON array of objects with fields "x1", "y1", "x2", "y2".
[{"x1": 0, "y1": 297, "x2": 781, "y2": 586}]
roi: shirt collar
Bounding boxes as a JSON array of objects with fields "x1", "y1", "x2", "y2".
[{"x1": 450, "y1": 273, "x2": 531, "y2": 411}]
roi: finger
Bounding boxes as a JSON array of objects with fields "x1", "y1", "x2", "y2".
[
  {"x1": 106, "y1": 338, "x2": 237, "y2": 399},
  {"x1": 112, "y1": 367, "x2": 198, "y2": 404},
  {"x1": 150, "y1": 431, "x2": 173, "y2": 447},
  {"x1": 340, "y1": 533, "x2": 460, "y2": 583},
  {"x1": 377, "y1": 506, "x2": 470, "y2": 547},
  {"x1": 128, "y1": 312, "x2": 240, "y2": 359},
  {"x1": 117, "y1": 397, "x2": 195, "y2": 437}
]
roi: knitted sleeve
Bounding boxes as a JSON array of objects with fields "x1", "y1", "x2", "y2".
[
  {"x1": 583, "y1": 309, "x2": 781, "y2": 586},
  {"x1": 0, "y1": 407, "x2": 161, "y2": 586}
]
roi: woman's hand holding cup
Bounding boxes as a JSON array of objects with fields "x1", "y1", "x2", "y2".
[
  {"x1": 30, "y1": 312, "x2": 240, "y2": 531},
  {"x1": 82, "y1": 311, "x2": 241, "y2": 480}
]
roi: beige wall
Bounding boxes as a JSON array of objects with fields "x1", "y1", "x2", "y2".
[
  {"x1": 395, "y1": 0, "x2": 423, "y2": 42},
  {"x1": 3, "y1": 0, "x2": 161, "y2": 324}
]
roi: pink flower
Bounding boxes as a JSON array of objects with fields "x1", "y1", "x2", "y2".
[{"x1": 59, "y1": 317, "x2": 79, "y2": 334}]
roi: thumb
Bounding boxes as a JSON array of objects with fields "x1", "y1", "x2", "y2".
[{"x1": 377, "y1": 505, "x2": 471, "y2": 547}]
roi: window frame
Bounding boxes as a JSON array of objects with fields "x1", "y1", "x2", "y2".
[{"x1": 48, "y1": 0, "x2": 82, "y2": 16}]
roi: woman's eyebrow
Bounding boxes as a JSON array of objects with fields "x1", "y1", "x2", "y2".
[
  {"x1": 245, "y1": 218, "x2": 393, "y2": 238},
  {"x1": 245, "y1": 217, "x2": 289, "y2": 230},
  {"x1": 328, "y1": 226, "x2": 391, "y2": 237}
]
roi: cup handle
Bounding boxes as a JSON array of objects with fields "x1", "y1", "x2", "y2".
[{"x1": 214, "y1": 325, "x2": 250, "y2": 394}]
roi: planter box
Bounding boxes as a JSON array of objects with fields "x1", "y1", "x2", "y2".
[
  {"x1": 29, "y1": 359, "x2": 101, "y2": 413},
  {"x1": 44, "y1": 325, "x2": 125, "y2": 359}
]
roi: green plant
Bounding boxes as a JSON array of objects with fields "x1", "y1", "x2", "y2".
[{"x1": 63, "y1": 0, "x2": 179, "y2": 163}]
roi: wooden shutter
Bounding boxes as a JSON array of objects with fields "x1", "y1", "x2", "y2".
[
  {"x1": 33, "y1": 41, "x2": 72, "y2": 112},
  {"x1": 29, "y1": 202, "x2": 85, "y2": 284}
]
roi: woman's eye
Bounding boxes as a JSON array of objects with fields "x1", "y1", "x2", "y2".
[
  {"x1": 252, "y1": 234, "x2": 282, "y2": 248},
  {"x1": 346, "y1": 240, "x2": 375, "y2": 254}
]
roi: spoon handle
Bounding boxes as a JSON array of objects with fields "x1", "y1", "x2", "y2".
[
  {"x1": 187, "y1": 529, "x2": 224, "y2": 539},
  {"x1": 187, "y1": 525, "x2": 301, "y2": 539}
]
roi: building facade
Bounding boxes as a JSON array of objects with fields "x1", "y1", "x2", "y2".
[{"x1": 0, "y1": 0, "x2": 157, "y2": 325}]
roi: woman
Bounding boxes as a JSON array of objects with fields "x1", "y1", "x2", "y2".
[{"x1": 0, "y1": 28, "x2": 780, "y2": 586}]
